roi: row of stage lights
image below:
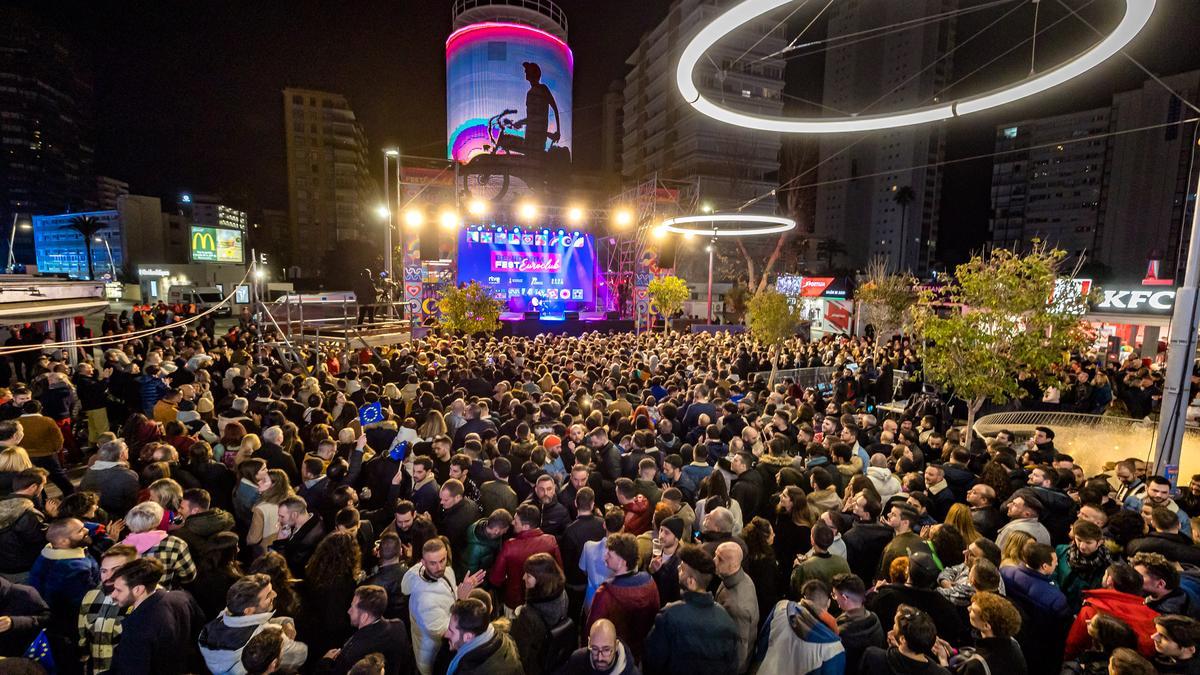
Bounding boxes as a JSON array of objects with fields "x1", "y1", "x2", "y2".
[{"x1": 375, "y1": 200, "x2": 637, "y2": 230}]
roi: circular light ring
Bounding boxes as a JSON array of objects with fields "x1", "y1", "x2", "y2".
[
  {"x1": 676, "y1": 0, "x2": 1155, "y2": 134},
  {"x1": 661, "y1": 214, "x2": 796, "y2": 237}
]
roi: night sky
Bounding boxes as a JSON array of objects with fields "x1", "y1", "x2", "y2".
[{"x1": 11, "y1": 0, "x2": 1200, "y2": 266}]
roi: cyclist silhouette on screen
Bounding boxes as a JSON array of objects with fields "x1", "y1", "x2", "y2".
[{"x1": 500, "y1": 62, "x2": 560, "y2": 156}]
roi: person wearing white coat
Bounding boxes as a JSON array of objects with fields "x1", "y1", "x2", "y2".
[{"x1": 400, "y1": 539, "x2": 484, "y2": 675}]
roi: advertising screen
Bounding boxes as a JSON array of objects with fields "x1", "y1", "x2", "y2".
[
  {"x1": 457, "y1": 227, "x2": 595, "y2": 312},
  {"x1": 190, "y1": 226, "x2": 244, "y2": 264}
]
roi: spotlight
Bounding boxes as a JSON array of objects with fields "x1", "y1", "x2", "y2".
[
  {"x1": 467, "y1": 199, "x2": 488, "y2": 217},
  {"x1": 567, "y1": 206, "x2": 585, "y2": 224},
  {"x1": 375, "y1": 205, "x2": 390, "y2": 220},
  {"x1": 403, "y1": 209, "x2": 424, "y2": 228},
  {"x1": 701, "y1": 203, "x2": 713, "y2": 214},
  {"x1": 652, "y1": 225, "x2": 668, "y2": 240},
  {"x1": 439, "y1": 209, "x2": 460, "y2": 229},
  {"x1": 614, "y1": 208, "x2": 633, "y2": 227},
  {"x1": 518, "y1": 202, "x2": 538, "y2": 221}
]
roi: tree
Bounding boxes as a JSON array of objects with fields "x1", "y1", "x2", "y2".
[
  {"x1": 892, "y1": 186, "x2": 915, "y2": 270},
  {"x1": 855, "y1": 256, "x2": 917, "y2": 347},
  {"x1": 438, "y1": 281, "x2": 503, "y2": 337},
  {"x1": 68, "y1": 215, "x2": 105, "y2": 280},
  {"x1": 815, "y1": 239, "x2": 847, "y2": 272},
  {"x1": 647, "y1": 275, "x2": 690, "y2": 333},
  {"x1": 723, "y1": 281, "x2": 751, "y2": 323},
  {"x1": 745, "y1": 288, "x2": 804, "y2": 387},
  {"x1": 912, "y1": 243, "x2": 1092, "y2": 441}
]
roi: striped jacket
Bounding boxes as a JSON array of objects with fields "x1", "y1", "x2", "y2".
[{"x1": 78, "y1": 586, "x2": 124, "y2": 673}]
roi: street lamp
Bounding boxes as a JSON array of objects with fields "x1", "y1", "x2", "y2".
[
  {"x1": 93, "y1": 236, "x2": 117, "y2": 281},
  {"x1": 6, "y1": 216, "x2": 31, "y2": 273}
]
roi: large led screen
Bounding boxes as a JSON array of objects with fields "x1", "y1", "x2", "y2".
[
  {"x1": 446, "y1": 22, "x2": 573, "y2": 163},
  {"x1": 457, "y1": 227, "x2": 594, "y2": 312},
  {"x1": 190, "y1": 226, "x2": 244, "y2": 264}
]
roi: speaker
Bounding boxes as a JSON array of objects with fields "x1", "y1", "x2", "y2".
[
  {"x1": 419, "y1": 223, "x2": 439, "y2": 260},
  {"x1": 657, "y1": 237, "x2": 678, "y2": 269},
  {"x1": 565, "y1": 311, "x2": 579, "y2": 320},
  {"x1": 606, "y1": 311, "x2": 620, "y2": 320},
  {"x1": 524, "y1": 311, "x2": 539, "y2": 320}
]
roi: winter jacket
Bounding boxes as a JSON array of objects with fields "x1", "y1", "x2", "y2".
[
  {"x1": 1000, "y1": 565, "x2": 1070, "y2": 620},
  {"x1": 562, "y1": 515, "x2": 605, "y2": 586},
  {"x1": 586, "y1": 571, "x2": 660, "y2": 663},
  {"x1": 621, "y1": 494, "x2": 652, "y2": 535},
  {"x1": 489, "y1": 528, "x2": 562, "y2": 609},
  {"x1": 447, "y1": 625, "x2": 524, "y2": 675},
  {"x1": 960, "y1": 636, "x2": 1028, "y2": 675},
  {"x1": 1126, "y1": 531, "x2": 1200, "y2": 566},
  {"x1": 0, "y1": 495, "x2": 47, "y2": 573},
  {"x1": 198, "y1": 610, "x2": 308, "y2": 675},
  {"x1": 175, "y1": 508, "x2": 235, "y2": 563},
  {"x1": 479, "y1": 480, "x2": 519, "y2": 518},
  {"x1": 252, "y1": 442, "x2": 300, "y2": 485},
  {"x1": 838, "y1": 609, "x2": 887, "y2": 675},
  {"x1": 28, "y1": 545, "x2": 99, "y2": 638},
  {"x1": 438, "y1": 498, "x2": 482, "y2": 576},
  {"x1": 509, "y1": 592, "x2": 570, "y2": 675},
  {"x1": 730, "y1": 470, "x2": 765, "y2": 520},
  {"x1": 859, "y1": 646, "x2": 951, "y2": 675},
  {"x1": 716, "y1": 568, "x2": 759, "y2": 672},
  {"x1": 527, "y1": 495, "x2": 571, "y2": 538},
  {"x1": 868, "y1": 583, "x2": 971, "y2": 646},
  {"x1": 867, "y1": 465, "x2": 902, "y2": 502},
  {"x1": 139, "y1": 374, "x2": 172, "y2": 415},
  {"x1": 0, "y1": 576, "x2": 48, "y2": 657},
  {"x1": 843, "y1": 520, "x2": 894, "y2": 583},
  {"x1": 1064, "y1": 587, "x2": 1158, "y2": 659},
  {"x1": 643, "y1": 591, "x2": 740, "y2": 675},
  {"x1": 753, "y1": 599, "x2": 847, "y2": 675},
  {"x1": 79, "y1": 462, "x2": 141, "y2": 518},
  {"x1": 110, "y1": 589, "x2": 206, "y2": 674},
  {"x1": 317, "y1": 618, "x2": 415, "y2": 675},
  {"x1": 557, "y1": 642, "x2": 641, "y2": 675},
  {"x1": 462, "y1": 518, "x2": 503, "y2": 573},
  {"x1": 402, "y1": 564, "x2": 458, "y2": 675},
  {"x1": 1052, "y1": 544, "x2": 1107, "y2": 611}
]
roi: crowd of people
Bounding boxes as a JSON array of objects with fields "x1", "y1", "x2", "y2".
[{"x1": 0, "y1": 324, "x2": 1192, "y2": 675}]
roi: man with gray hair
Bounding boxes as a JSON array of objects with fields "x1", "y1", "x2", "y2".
[
  {"x1": 79, "y1": 439, "x2": 140, "y2": 516},
  {"x1": 252, "y1": 426, "x2": 299, "y2": 484},
  {"x1": 700, "y1": 507, "x2": 749, "y2": 559},
  {"x1": 715, "y1": 541, "x2": 759, "y2": 673},
  {"x1": 124, "y1": 501, "x2": 197, "y2": 589}
]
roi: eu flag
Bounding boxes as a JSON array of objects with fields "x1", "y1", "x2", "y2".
[
  {"x1": 358, "y1": 402, "x2": 384, "y2": 427},
  {"x1": 24, "y1": 629, "x2": 55, "y2": 671}
]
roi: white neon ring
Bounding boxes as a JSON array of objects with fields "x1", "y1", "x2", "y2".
[
  {"x1": 676, "y1": 0, "x2": 1155, "y2": 133},
  {"x1": 660, "y1": 214, "x2": 796, "y2": 237}
]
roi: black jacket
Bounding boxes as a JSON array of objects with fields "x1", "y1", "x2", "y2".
[
  {"x1": 319, "y1": 618, "x2": 415, "y2": 675},
  {"x1": 1127, "y1": 532, "x2": 1200, "y2": 566},
  {"x1": 526, "y1": 495, "x2": 571, "y2": 538},
  {"x1": 438, "y1": 498, "x2": 483, "y2": 576},
  {"x1": 187, "y1": 460, "x2": 235, "y2": 512},
  {"x1": 962, "y1": 636, "x2": 1028, "y2": 675},
  {"x1": 859, "y1": 646, "x2": 951, "y2": 675},
  {"x1": 867, "y1": 584, "x2": 969, "y2": 646},
  {"x1": 252, "y1": 443, "x2": 300, "y2": 485},
  {"x1": 971, "y1": 506, "x2": 1004, "y2": 541},
  {"x1": 730, "y1": 470, "x2": 765, "y2": 521},
  {"x1": 274, "y1": 514, "x2": 328, "y2": 578},
  {"x1": 363, "y1": 563, "x2": 409, "y2": 620},
  {"x1": 0, "y1": 495, "x2": 47, "y2": 574},
  {"x1": 562, "y1": 515, "x2": 605, "y2": 586},
  {"x1": 556, "y1": 643, "x2": 641, "y2": 675},
  {"x1": 109, "y1": 589, "x2": 206, "y2": 674},
  {"x1": 0, "y1": 576, "x2": 48, "y2": 657},
  {"x1": 843, "y1": 521, "x2": 894, "y2": 583},
  {"x1": 838, "y1": 610, "x2": 887, "y2": 675}
]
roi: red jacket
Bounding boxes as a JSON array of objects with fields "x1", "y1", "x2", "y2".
[
  {"x1": 585, "y1": 571, "x2": 660, "y2": 663},
  {"x1": 622, "y1": 495, "x2": 652, "y2": 535},
  {"x1": 488, "y1": 528, "x2": 562, "y2": 609},
  {"x1": 1065, "y1": 588, "x2": 1158, "y2": 659}
]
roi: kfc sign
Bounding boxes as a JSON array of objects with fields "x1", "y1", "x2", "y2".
[{"x1": 1093, "y1": 288, "x2": 1176, "y2": 314}]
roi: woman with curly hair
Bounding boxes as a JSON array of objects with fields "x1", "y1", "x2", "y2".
[
  {"x1": 299, "y1": 531, "x2": 362, "y2": 657},
  {"x1": 934, "y1": 591, "x2": 1027, "y2": 674},
  {"x1": 248, "y1": 550, "x2": 300, "y2": 617}
]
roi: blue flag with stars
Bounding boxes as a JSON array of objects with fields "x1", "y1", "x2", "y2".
[
  {"x1": 24, "y1": 629, "x2": 54, "y2": 671},
  {"x1": 358, "y1": 402, "x2": 384, "y2": 427}
]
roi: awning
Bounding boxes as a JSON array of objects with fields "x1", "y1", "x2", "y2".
[{"x1": 0, "y1": 298, "x2": 110, "y2": 324}]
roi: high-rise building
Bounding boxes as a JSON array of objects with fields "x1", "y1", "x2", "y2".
[
  {"x1": 0, "y1": 8, "x2": 96, "y2": 265},
  {"x1": 1098, "y1": 71, "x2": 1200, "y2": 281},
  {"x1": 178, "y1": 193, "x2": 248, "y2": 232},
  {"x1": 988, "y1": 108, "x2": 1110, "y2": 261},
  {"x1": 95, "y1": 176, "x2": 130, "y2": 211},
  {"x1": 813, "y1": 0, "x2": 957, "y2": 274},
  {"x1": 987, "y1": 71, "x2": 1200, "y2": 283},
  {"x1": 282, "y1": 87, "x2": 374, "y2": 278},
  {"x1": 621, "y1": 0, "x2": 786, "y2": 212},
  {"x1": 601, "y1": 81, "x2": 624, "y2": 176}
]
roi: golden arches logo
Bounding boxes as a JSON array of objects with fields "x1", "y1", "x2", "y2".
[{"x1": 192, "y1": 231, "x2": 216, "y2": 252}]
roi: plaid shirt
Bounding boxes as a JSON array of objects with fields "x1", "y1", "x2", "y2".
[
  {"x1": 145, "y1": 535, "x2": 197, "y2": 588},
  {"x1": 78, "y1": 586, "x2": 123, "y2": 673}
]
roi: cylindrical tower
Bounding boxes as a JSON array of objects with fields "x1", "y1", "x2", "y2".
[{"x1": 446, "y1": 0, "x2": 573, "y2": 164}]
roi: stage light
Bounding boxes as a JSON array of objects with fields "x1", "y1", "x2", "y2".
[
  {"x1": 403, "y1": 208, "x2": 424, "y2": 228},
  {"x1": 439, "y1": 209, "x2": 461, "y2": 229},
  {"x1": 467, "y1": 199, "x2": 489, "y2": 217},
  {"x1": 652, "y1": 225, "x2": 669, "y2": 240},
  {"x1": 614, "y1": 209, "x2": 633, "y2": 227},
  {"x1": 518, "y1": 202, "x2": 538, "y2": 221},
  {"x1": 701, "y1": 203, "x2": 713, "y2": 214},
  {"x1": 675, "y1": 0, "x2": 1154, "y2": 133},
  {"x1": 557, "y1": 229, "x2": 566, "y2": 237},
  {"x1": 567, "y1": 206, "x2": 585, "y2": 224},
  {"x1": 375, "y1": 205, "x2": 390, "y2": 220}
]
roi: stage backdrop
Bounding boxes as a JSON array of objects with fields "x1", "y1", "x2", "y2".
[{"x1": 457, "y1": 226, "x2": 595, "y2": 313}]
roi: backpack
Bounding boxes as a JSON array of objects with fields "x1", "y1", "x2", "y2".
[{"x1": 542, "y1": 617, "x2": 577, "y2": 673}]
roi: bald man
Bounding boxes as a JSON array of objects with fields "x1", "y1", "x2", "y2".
[
  {"x1": 557, "y1": 618, "x2": 641, "y2": 674},
  {"x1": 715, "y1": 542, "x2": 758, "y2": 674}
]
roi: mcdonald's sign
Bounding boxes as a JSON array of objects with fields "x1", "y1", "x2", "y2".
[{"x1": 189, "y1": 226, "x2": 244, "y2": 264}]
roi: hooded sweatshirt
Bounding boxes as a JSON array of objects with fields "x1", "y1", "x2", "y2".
[
  {"x1": 198, "y1": 610, "x2": 308, "y2": 675},
  {"x1": 837, "y1": 608, "x2": 887, "y2": 675},
  {"x1": 867, "y1": 465, "x2": 902, "y2": 502}
]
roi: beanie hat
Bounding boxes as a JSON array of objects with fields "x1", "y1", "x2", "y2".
[
  {"x1": 660, "y1": 515, "x2": 685, "y2": 541},
  {"x1": 542, "y1": 434, "x2": 562, "y2": 450}
]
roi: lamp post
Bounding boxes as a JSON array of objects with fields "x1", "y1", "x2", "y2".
[
  {"x1": 706, "y1": 238, "x2": 716, "y2": 324},
  {"x1": 383, "y1": 148, "x2": 401, "y2": 319},
  {"x1": 93, "y1": 236, "x2": 117, "y2": 281},
  {"x1": 6, "y1": 215, "x2": 31, "y2": 273}
]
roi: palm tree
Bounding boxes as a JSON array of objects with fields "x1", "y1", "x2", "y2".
[
  {"x1": 67, "y1": 215, "x2": 105, "y2": 280},
  {"x1": 815, "y1": 238, "x2": 847, "y2": 272},
  {"x1": 893, "y1": 186, "x2": 916, "y2": 271}
]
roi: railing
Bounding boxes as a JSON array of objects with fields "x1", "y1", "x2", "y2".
[
  {"x1": 750, "y1": 366, "x2": 837, "y2": 388},
  {"x1": 452, "y1": 0, "x2": 568, "y2": 35}
]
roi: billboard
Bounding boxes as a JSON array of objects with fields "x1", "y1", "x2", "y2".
[
  {"x1": 446, "y1": 22, "x2": 573, "y2": 163},
  {"x1": 190, "y1": 226, "x2": 244, "y2": 264},
  {"x1": 456, "y1": 226, "x2": 595, "y2": 312}
]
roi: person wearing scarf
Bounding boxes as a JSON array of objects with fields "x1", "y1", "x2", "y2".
[{"x1": 1054, "y1": 520, "x2": 1111, "y2": 611}]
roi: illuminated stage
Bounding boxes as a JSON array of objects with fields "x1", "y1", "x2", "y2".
[{"x1": 497, "y1": 311, "x2": 632, "y2": 337}]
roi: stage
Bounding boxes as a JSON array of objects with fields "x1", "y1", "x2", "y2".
[{"x1": 497, "y1": 311, "x2": 634, "y2": 337}]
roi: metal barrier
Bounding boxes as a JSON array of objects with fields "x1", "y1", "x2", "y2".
[{"x1": 750, "y1": 366, "x2": 837, "y2": 387}]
